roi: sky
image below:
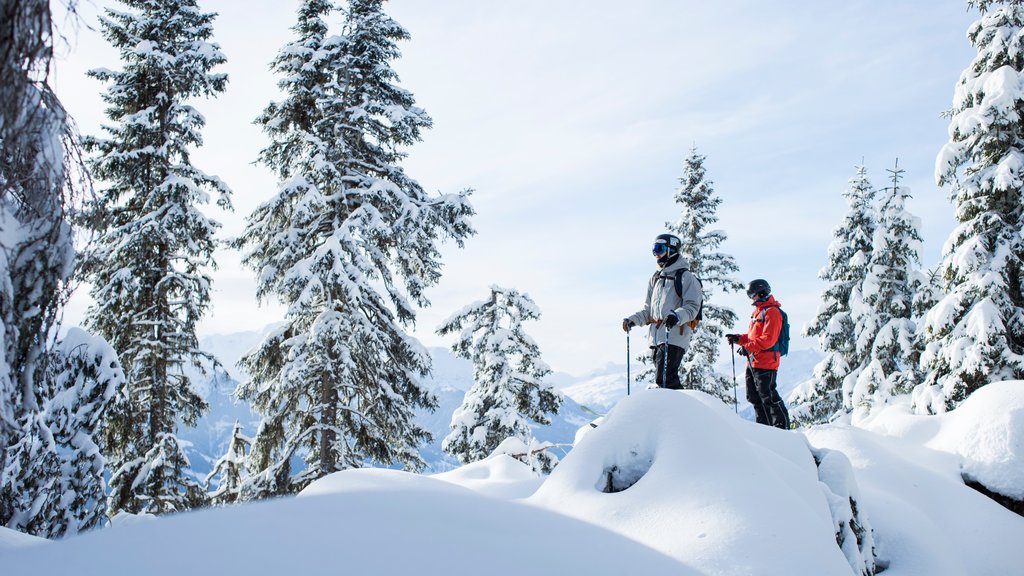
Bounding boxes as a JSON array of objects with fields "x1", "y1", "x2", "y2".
[
  {"x1": 52, "y1": 1, "x2": 979, "y2": 375},
  {"x1": 3, "y1": 384, "x2": 1023, "y2": 574}
]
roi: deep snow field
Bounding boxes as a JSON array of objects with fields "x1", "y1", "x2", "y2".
[{"x1": 2, "y1": 382, "x2": 1023, "y2": 576}]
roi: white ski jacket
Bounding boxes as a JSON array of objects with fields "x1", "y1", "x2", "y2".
[{"x1": 625, "y1": 256, "x2": 703, "y2": 350}]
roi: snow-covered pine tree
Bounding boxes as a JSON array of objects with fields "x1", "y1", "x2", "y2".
[
  {"x1": 790, "y1": 165, "x2": 875, "y2": 425},
  {"x1": 920, "y1": 0, "x2": 1024, "y2": 412},
  {"x1": 0, "y1": 0, "x2": 80, "y2": 461},
  {"x1": 81, "y1": 0, "x2": 231, "y2": 515},
  {"x1": 204, "y1": 421, "x2": 250, "y2": 506},
  {"x1": 437, "y1": 286, "x2": 561, "y2": 472},
  {"x1": 848, "y1": 161, "x2": 924, "y2": 419},
  {"x1": 0, "y1": 1, "x2": 121, "y2": 539},
  {"x1": 235, "y1": 0, "x2": 474, "y2": 498},
  {"x1": 1, "y1": 330, "x2": 124, "y2": 538},
  {"x1": 666, "y1": 146, "x2": 743, "y2": 404}
]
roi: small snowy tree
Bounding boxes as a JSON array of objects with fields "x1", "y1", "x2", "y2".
[
  {"x1": 437, "y1": 286, "x2": 561, "y2": 473},
  {"x1": 791, "y1": 165, "x2": 875, "y2": 425},
  {"x1": 1, "y1": 329, "x2": 124, "y2": 538},
  {"x1": 919, "y1": 0, "x2": 1024, "y2": 412},
  {"x1": 236, "y1": 0, "x2": 474, "y2": 498},
  {"x1": 82, "y1": 0, "x2": 231, "y2": 515},
  {"x1": 849, "y1": 161, "x2": 924, "y2": 419},
  {"x1": 666, "y1": 146, "x2": 743, "y2": 403},
  {"x1": 204, "y1": 421, "x2": 251, "y2": 506}
]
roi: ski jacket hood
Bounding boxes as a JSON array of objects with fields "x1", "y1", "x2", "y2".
[
  {"x1": 625, "y1": 256, "x2": 703, "y2": 350},
  {"x1": 739, "y1": 295, "x2": 783, "y2": 370}
]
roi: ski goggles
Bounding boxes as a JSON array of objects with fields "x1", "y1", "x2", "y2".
[{"x1": 652, "y1": 241, "x2": 669, "y2": 256}]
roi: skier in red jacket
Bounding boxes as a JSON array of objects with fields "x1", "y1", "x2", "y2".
[{"x1": 726, "y1": 279, "x2": 790, "y2": 429}]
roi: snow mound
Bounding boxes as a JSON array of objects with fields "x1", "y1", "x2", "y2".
[
  {"x1": 2, "y1": 468, "x2": 690, "y2": 575},
  {"x1": 0, "y1": 526, "x2": 46, "y2": 551},
  {"x1": 929, "y1": 381, "x2": 1024, "y2": 500},
  {"x1": 857, "y1": 380, "x2": 1024, "y2": 501},
  {"x1": 433, "y1": 453, "x2": 543, "y2": 499},
  {"x1": 298, "y1": 467, "x2": 471, "y2": 498},
  {"x1": 529, "y1": 389, "x2": 856, "y2": 575}
]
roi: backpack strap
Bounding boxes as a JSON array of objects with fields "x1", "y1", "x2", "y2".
[{"x1": 759, "y1": 304, "x2": 782, "y2": 355}]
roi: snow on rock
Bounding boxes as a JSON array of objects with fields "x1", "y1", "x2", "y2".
[
  {"x1": 2, "y1": 468, "x2": 689, "y2": 576},
  {"x1": 528, "y1": 389, "x2": 855, "y2": 575},
  {"x1": 811, "y1": 447, "x2": 876, "y2": 576},
  {"x1": 805, "y1": 422, "x2": 1024, "y2": 576}
]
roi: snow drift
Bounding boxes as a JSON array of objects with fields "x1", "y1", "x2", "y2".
[{"x1": 2, "y1": 384, "x2": 1023, "y2": 576}]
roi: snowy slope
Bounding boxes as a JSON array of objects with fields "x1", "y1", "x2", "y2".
[{"x1": 4, "y1": 384, "x2": 1022, "y2": 575}]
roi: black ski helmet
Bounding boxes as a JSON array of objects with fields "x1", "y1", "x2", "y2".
[
  {"x1": 652, "y1": 233, "x2": 681, "y2": 264},
  {"x1": 747, "y1": 279, "x2": 771, "y2": 300}
]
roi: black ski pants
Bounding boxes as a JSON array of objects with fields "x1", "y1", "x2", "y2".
[
  {"x1": 745, "y1": 366, "x2": 790, "y2": 429},
  {"x1": 653, "y1": 343, "x2": 685, "y2": 390}
]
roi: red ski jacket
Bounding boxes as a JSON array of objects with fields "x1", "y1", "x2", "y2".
[{"x1": 738, "y1": 296, "x2": 784, "y2": 371}]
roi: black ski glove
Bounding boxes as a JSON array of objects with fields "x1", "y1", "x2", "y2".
[
  {"x1": 737, "y1": 347, "x2": 749, "y2": 357},
  {"x1": 622, "y1": 319, "x2": 635, "y2": 332},
  {"x1": 725, "y1": 333, "x2": 741, "y2": 345},
  {"x1": 664, "y1": 312, "x2": 679, "y2": 329}
]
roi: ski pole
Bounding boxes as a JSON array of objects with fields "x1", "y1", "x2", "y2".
[
  {"x1": 626, "y1": 330, "x2": 631, "y2": 396},
  {"x1": 661, "y1": 324, "x2": 669, "y2": 389},
  {"x1": 731, "y1": 341, "x2": 738, "y2": 413}
]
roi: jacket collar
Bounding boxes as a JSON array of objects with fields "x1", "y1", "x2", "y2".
[{"x1": 752, "y1": 295, "x2": 781, "y2": 311}]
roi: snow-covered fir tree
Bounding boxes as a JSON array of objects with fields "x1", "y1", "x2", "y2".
[
  {"x1": 0, "y1": 0, "x2": 79, "y2": 461},
  {"x1": 204, "y1": 421, "x2": 251, "y2": 506},
  {"x1": 790, "y1": 165, "x2": 875, "y2": 425},
  {"x1": 0, "y1": 1, "x2": 122, "y2": 539},
  {"x1": 437, "y1": 286, "x2": 561, "y2": 473},
  {"x1": 235, "y1": 0, "x2": 474, "y2": 498},
  {"x1": 919, "y1": 0, "x2": 1024, "y2": 412},
  {"x1": 848, "y1": 161, "x2": 924, "y2": 420},
  {"x1": 665, "y1": 146, "x2": 743, "y2": 404},
  {"x1": 81, "y1": 0, "x2": 231, "y2": 516},
  {"x1": 1, "y1": 330, "x2": 124, "y2": 538}
]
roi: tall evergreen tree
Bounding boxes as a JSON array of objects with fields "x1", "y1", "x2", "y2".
[
  {"x1": 437, "y1": 286, "x2": 561, "y2": 472},
  {"x1": 0, "y1": 1, "x2": 121, "y2": 538},
  {"x1": 666, "y1": 147, "x2": 743, "y2": 404},
  {"x1": 235, "y1": 0, "x2": 473, "y2": 498},
  {"x1": 0, "y1": 0, "x2": 79, "y2": 460},
  {"x1": 82, "y1": 0, "x2": 231, "y2": 515},
  {"x1": 848, "y1": 161, "x2": 924, "y2": 419},
  {"x1": 919, "y1": 0, "x2": 1024, "y2": 412},
  {"x1": 790, "y1": 165, "x2": 875, "y2": 425}
]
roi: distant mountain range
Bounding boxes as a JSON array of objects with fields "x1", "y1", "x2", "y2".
[{"x1": 180, "y1": 328, "x2": 822, "y2": 482}]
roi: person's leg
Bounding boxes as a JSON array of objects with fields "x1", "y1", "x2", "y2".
[
  {"x1": 745, "y1": 366, "x2": 768, "y2": 424},
  {"x1": 752, "y1": 369, "x2": 790, "y2": 429},
  {"x1": 663, "y1": 344, "x2": 684, "y2": 390},
  {"x1": 653, "y1": 345, "x2": 666, "y2": 388}
]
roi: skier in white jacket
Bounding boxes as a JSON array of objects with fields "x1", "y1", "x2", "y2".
[{"x1": 622, "y1": 233, "x2": 703, "y2": 390}]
